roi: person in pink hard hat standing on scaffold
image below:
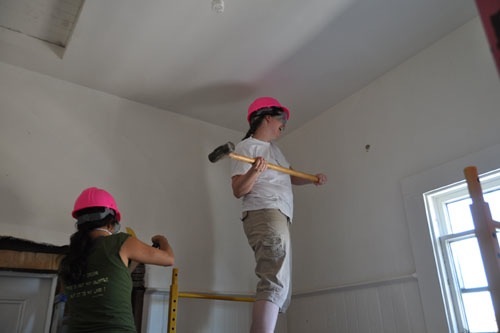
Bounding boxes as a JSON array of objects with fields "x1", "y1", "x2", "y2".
[{"x1": 231, "y1": 97, "x2": 327, "y2": 333}]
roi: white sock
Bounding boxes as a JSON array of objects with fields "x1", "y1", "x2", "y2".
[{"x1": 250, "y1": 300, "x2": 279, "y2": 333}]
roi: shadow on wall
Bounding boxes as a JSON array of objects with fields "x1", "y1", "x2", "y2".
[
  {"x1": 0, "y1": 181, "x2": 36, "y2": 237},
  {"x1": 171, "y1": 136, "x2": 223, "y2": 332},
  {"x1": 163, "y1": 81, "x2": 256, "y2": 109},
  {"x1": 105, "y1": 109, "x2": 219, "y2": 331},
  {"x1": 130, "y1": 81, "x2": 257, "y2": 133}
]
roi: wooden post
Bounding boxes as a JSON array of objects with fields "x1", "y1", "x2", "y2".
[{"x1": 464, "y1": 166, "x2": 500, "y2": 329}]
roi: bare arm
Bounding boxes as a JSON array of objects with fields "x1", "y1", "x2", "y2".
[
  {"x1": 120, "y1": 235, "x2": 175, "y2": 267},
  {"x1": 291, "y1": 172, "x2": 328, "y2": 186},
  {"x1": 231, "y1": 157, "x2": 268, "y2": 198}
]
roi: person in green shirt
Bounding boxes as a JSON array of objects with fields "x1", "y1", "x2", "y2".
[{"x1": 60, "y1": 187, "x2": 175, "y2": 332}]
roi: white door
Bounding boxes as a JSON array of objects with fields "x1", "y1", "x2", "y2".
[{"x1": 0, "y1": 271, "x2": 57, "y2": 333}]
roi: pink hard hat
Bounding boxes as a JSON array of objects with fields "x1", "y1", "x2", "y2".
[
  {"x1": 247, "y1": 97, "x2": 290, "y2": 123},
  {"x1": 72, "y1": 187, "x2": 121, "y2": 222}
]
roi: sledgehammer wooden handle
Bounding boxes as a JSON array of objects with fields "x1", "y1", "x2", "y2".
[
  {"x1": 229, "y1": 152, "x2": 319, "y2": 183},
  {"x1": 209, "y1": 142, "x2": 319, "y2": 183}
]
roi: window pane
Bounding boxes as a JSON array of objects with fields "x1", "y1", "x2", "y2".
[
  {"x1": 462, "y1": 291, "x2": 497, "y2": 332},
  {"x1": 446, "y1": 198, "x2": 474, "y2": 233},
  {"x1": 449, "y1": 238, "x2": 487, "y2": 288},
  {"x1": 484, "y1": 190, "x2": 500, "y2": 222}
]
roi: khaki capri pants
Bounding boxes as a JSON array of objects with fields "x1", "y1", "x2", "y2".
[{"x1": 242, "y1": 208, "x2": 292, "y2": 313}]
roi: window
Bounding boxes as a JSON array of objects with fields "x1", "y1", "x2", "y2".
[{"x1": 424, "y1": 169, "x2": 500, "y2": 332}]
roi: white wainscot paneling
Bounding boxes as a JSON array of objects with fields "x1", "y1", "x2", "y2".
[{"x1": 287, "y1": 276, "x2": 425, "y2": 333}]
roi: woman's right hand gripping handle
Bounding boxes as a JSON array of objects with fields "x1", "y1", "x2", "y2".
[
  {"x1": 123, "y1": 234, "x2": 175, "y2": 267},
  {"x1": 151, "y1": 235, "x2": 175, "y2": 266}
]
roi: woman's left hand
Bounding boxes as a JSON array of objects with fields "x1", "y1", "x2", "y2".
[{"x1": 315, "y1": 173, "x2": 327, "y2": 186}]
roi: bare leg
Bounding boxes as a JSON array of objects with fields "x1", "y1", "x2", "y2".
[{"x1": 250, "y1": 300, "x2": 279, "y2": 333}]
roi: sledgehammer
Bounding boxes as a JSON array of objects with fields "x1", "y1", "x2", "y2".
[{"x1": 208, "y1": 142, "x2": 319, "y2": 183}]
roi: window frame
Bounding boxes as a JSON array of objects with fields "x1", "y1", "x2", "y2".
[
  {"x1": 401, "y1": 143, "x2": 500, "y2": 333},
  {"x1": 423, "y1": 169, "x2": 500, "y2": 332}
]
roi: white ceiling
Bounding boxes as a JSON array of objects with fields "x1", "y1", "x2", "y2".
[{"x1": 0, "y1": 0, "x2": 478, "y2": 133}]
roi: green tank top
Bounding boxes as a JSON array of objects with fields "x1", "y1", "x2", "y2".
[{"x1": 65, "y1": 233, "x2": 136, "y2": 332}]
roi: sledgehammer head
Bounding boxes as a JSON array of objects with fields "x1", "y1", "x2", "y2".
[{"x1": 208, "y1": 142, "x2": 235, "y2": 163}]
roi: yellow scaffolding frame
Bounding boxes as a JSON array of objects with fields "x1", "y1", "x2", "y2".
[
  {"x1": 167, "y1": 268, "x2": 255, "y2": 332},
  {"x1": 464, "y1": 166, "x2": 500, "y2": 328}
]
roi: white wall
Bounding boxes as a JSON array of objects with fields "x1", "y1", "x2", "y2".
[{"x1": 281, "y1": 17, "x2": 500, "y2": 332}]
